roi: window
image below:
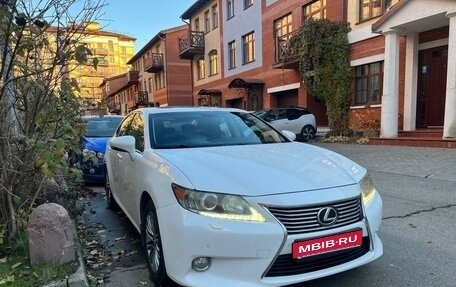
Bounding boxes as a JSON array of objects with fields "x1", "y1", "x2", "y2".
[
  {"x1": 242, "y1": 32, "x2": 255, "y2": 64},
  {"x1": 209, "y1": 50, "x2": 218, "y2": 76},
  {"x1": 304, "y1": 0, "x2": 326, "y2": 20},
  {"x1": 154, "y1": 72, "x2": 165, "y2": 90},
  {"x1": 194, "y1": 18, "x2": 200, "y2": 31},
  {"x1": 359, "y1": 0, "x2": 398, "y2": 22},
  {"x1": 197, "y1": 56, "x2": 206, "y2": 80},
  {"x1": 228, "y1": 41, "x2": 236, "y2": 69},
  {"x1": 212, "y1": 4, "x2": 218, "y2": 29},
  {"x1": 121, "y1": 46, "x2": 126, "y2": 54},
  {"x1": 274, "y1": 14, "x2": 292, "y2": 63},
  {"x1": 129, "y1": 113, "x2": 145, "y2": 151},
  {"x1": 227, "y1": 0, "x2": 235, "y2": 19},
  {"x1": 244, "y1": 0, "x2": 253, "y2": 9},
  {"x1": 108, "y1": 56, "x2": 114, "y2": 63},
  {"x1": 354, "y1": 62, "x2": 383, "y2": 105},
  {"x1": 108, "y1": 40, "x2": 114, "y2": 52},
  {"x1": 204, "y1": 10, "x2": 210, "y2": 33}
]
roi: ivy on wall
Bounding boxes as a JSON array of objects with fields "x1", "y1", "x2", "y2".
[{"x1": 287, "y1": 19, "x2": 352, "y2": 134}]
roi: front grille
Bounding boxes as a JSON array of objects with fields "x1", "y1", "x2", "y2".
[
  {"x1": 266, "y1": 196, "x2": 363, "y2": 235},
  {"x1": 265, "y1": 237, "x2": 370, "y2": 277}
]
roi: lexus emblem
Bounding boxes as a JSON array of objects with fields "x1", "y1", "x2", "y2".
[{"x1": 317, "y1": 207, "x2": 338, "y2": 226}]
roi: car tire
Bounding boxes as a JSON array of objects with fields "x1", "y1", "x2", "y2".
[
  {"x1": 105, "y1": 170, "x2": 119, "y2": 210},
  {"x1": 141, "y1": 200, "x2": 170, "y2": 286},
  {"x1": 301, "y1": 125, "x2": 316, "y2": 141}
]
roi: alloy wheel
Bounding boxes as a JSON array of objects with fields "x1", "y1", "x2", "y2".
[{"x1": 145, "y1": 212, "x2": 161, "y2": 273}]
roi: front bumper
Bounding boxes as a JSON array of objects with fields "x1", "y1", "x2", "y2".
[
  {"x1": 78, "y1": 158, "x2": 105, "y2": 182},
  {"x1": 158, "y1": 185, "x2": 383, "y2": 287}
]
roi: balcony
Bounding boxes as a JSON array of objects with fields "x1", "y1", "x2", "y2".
[
  {"x1": 108, "y1": 103, "x2": 121, "y2": 114},
  {"x1": 126, "y1": 71, "x2": 139, "y2": 84},
  {"x1": 144, "y1": 53, "x2": 164, "y2": 73},
  {"x1": 135, "y1": 91, "x2": 149, "y2": 105},
  {"x1": 178, "y1": 31, "x2": 205, "y2": 59},
  {"x1": 94, "y1": 48, "x2": 109, "y2": 55},
  {"x1": 273, "y1": 33, "x2": 299, "y2": 70}
]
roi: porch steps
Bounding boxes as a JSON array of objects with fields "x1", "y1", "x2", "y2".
[{"x1": 368, "y1": 129, "x2": 456, "y2": 149}]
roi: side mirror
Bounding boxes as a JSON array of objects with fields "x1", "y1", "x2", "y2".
[
  {"x1": 281, "y1": 130, "x2": 296, "y2": 141},
  {"x1": 109, "y1": 136, "x2": 136, "y2": 154}
]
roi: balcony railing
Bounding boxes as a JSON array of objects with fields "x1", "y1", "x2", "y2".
[
  {"x1": 108, "y1": 103, "x2": 121, "y2": 114},
  {"x1": 126, "y1": 71, "x2": 139, "y2": 83},
  {"x1": 94, "y1": 48, "x2": 109, "y2": 55},
  {"x1": 144, "y1": 53, "x2": 164, "y2": 73},
  {"x1": 178, "y1": 31, "x2": 205, "y2": 59},
  {"x1": 135, "y1": 91, "x2": 149, "y2": 105},
  {"x1": 274, "y1": 32, "x2": 299, "y2": 70}
]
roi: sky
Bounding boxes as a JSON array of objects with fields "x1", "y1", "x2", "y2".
[{"x1": 98, "y1": 0, "x2": 196, "y2": 51}]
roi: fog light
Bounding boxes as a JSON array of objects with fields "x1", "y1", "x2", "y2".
[
  {"x1": 192, "y1": 257, "x2": 210, "y2": 272},
  {"x1": 89, "y1": 168, "x2": 95, "y2": 174}
]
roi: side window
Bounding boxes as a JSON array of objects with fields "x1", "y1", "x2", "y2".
[
  {"x1": 275, "y1": 109, "x2": 288, "y2": 120},
  {"x1": 287, "y1": 109, "x2": 301, "y2": 121},
  {"x1": 116, "y1": 115, "x2": 135, "y2": 137},
  {"x1": 129, "y1": 114, "x2": 145, "y2": 151}
]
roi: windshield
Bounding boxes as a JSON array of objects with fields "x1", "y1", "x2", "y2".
[
  {"x1": 84, "y1": 117, "x2": 123, "y2": 137},
  {"x1": 149, "y1": 111, "x2": 288, "y2": 149}
]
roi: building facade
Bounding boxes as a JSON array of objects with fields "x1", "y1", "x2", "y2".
[
  {"x1": 68, "y1": 22, "x2": 135, "y2": 111},
  {"x1": 176, "y1": 0, "x2": 456, "y2": 139},
  {"x1": 127, "y1": 25, "x2": 193, "y2": 108}
]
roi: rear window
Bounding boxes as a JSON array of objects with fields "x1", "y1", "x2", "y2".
[{"x1": 85, "y1": 117, "x2": 123, "y2": 137}]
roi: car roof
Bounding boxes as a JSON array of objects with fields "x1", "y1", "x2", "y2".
[
  {"x1": 132, "y1": 106, "x2": 247, "y2": 116},
  {"x1": 83, "y1": 115, "x2": 124, "y2": 118}
]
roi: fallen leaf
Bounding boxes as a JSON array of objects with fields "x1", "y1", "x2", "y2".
[{"x1": 11, "y1": 262, "x2": 22, "y2": 270}]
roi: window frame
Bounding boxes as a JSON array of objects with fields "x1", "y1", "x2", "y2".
[
  {"x1": 212, "y1": 4, "x2": 218, "y2": 29},
  {"x1": 244, "y1": 0, "x2": 253, "y2": 9},
  {"x1": 303, "y1": 0, "x2": 327, "y2": 21},
  {"x1": 204, "y1": 10, "x2": 210, "y2": 33},
  {"x1": 228, "y1": 41, "x2": 236, "y2": 69},
  {"x1": 274, "y1": 14, "x2": 293, "y2": 63},
  {"x1": 208, "y1": 50, "x2": 219, "y2": 76},
  {"x1": 359, "y1": 0, "x2": 395, "y2": 22},
  {"x1": 242, "y1": 31, "x2": 255, "y2": 64},
  {"x1": 196, "y1": 56, "x2": 206, "y2": 80},
  {"x1": 353, "y1": 61, "x2": 384, "y2": 106},
  {"x1": 227, "y1": 0, "x2": 235, "y2": 19}
]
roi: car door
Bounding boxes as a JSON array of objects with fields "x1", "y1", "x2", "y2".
[
  {"x1": 285, "y1": 108, "x2": 305, "y2": 134},
  {"x1": 107, "y1": 113, "x2": 135, "y2": 211},
  {"x1": 118, "y1": 112, "x2": 146, "y2": 224},
  {"x1": 267, "y1": 108, "x2": 289, "y2": 132}
]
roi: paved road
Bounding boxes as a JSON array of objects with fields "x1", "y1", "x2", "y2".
[{"x1": 80, "y1": 143, "x2": 456, "y2": 287}]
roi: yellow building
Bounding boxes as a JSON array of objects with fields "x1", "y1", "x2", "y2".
[{"x1": 67, "y1": 22, "x2": 135, "y2": 109}]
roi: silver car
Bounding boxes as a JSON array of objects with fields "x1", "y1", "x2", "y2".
[{"x1": 255, "y1": 107, "x2": 317, "y2": 141}]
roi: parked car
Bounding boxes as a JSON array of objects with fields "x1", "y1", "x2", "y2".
[
  {"x1": 254, "y1": 107, "x2": 317, "y2": 141},
  {"x1": 105, "y1": 107, "x2": 382, "y2": 287},
  {"x1": 74, "y1": 115, "x2": 124, "y2": 183}
]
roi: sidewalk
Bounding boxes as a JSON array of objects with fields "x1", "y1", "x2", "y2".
[{"x1": 312, "y1": 142, "x2": 456, "y2": 182}]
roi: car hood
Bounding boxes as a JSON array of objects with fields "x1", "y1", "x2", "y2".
[
  {"x1": 154, "y1": 142, "x2": 365, "y2": 196},
  {"x1": 82, "y1": 136, "x2": 110, "y2": 152}
]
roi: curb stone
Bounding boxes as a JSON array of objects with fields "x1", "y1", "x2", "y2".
[{"x1": 42, "y1": 223, "x2": 89, "y2": 287}]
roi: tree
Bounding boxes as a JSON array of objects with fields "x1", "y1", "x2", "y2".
[
  {"x1": 287, "y1": 19, "x2": 352, "y2": 135},
  {"x1": 0, "y1": 0, "x2": 106, "y2": 248}
]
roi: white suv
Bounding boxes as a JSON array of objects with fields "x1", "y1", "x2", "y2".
[{"x1": 255, "y1": 107, "x2": 317, "y2": 141}]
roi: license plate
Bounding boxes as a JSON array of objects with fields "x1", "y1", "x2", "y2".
[{"x1": 292, "y1": 230, "x2": 363, "y2": 259}]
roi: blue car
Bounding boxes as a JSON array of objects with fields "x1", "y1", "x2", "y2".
[{"x1": 77, "y1": 115, "x2": 124, "y2": 183}]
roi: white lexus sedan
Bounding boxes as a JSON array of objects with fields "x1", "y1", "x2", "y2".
[{"x1": 104, "y1": 107, "x2": 383, "y2": 287}]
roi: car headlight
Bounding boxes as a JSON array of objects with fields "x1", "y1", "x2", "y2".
[
  {"x1": 82, "y1": 148, "x2": 96, "y2": 157},
  {"x1": 82, "y1": 149, "x2": 104, "y2": 159},
  {"x1": 360, "y1": 173, "x2": 377, "y2": 205},
  {"x1": 172, "y1": 184, "x2": 266, "y2": 222}
]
